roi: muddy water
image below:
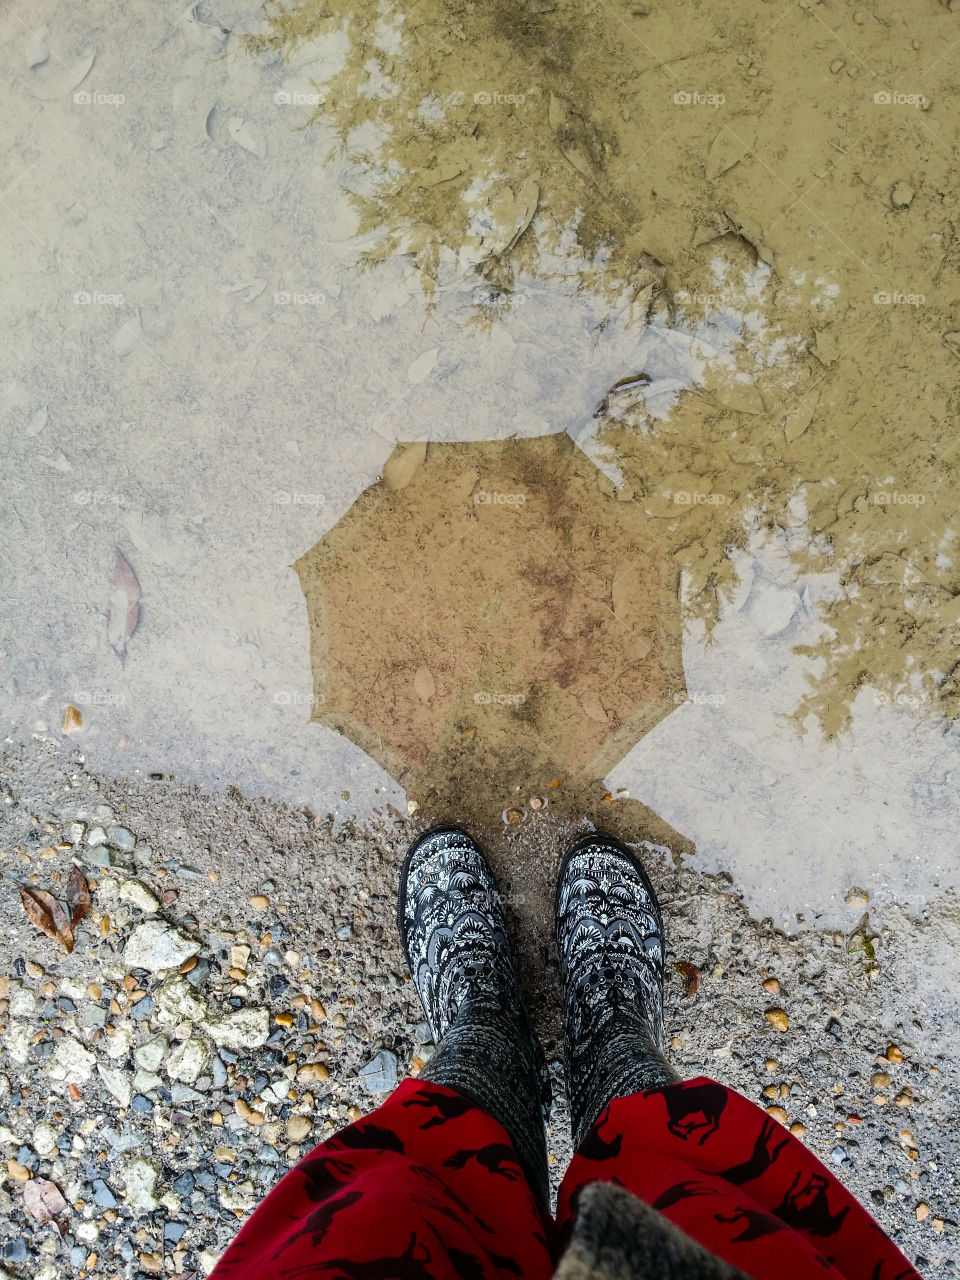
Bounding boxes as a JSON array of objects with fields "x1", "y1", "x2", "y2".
[
  {"x1": 253, "y1": 0, "x2": 960, "y2": 742},
  {"x1": 294, "y1": 432, "x2": 690, "y2": 835}
]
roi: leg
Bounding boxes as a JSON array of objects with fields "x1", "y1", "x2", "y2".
[
  {"x1": 211, "y1": 1077, "x2": 555, "y2": 1279},
  {"x1": 557, "y1": 1078, "x2": 923, "y2": 1280},
  {"x1": 554, "y1": 832, "x2": 679, "y2": 1150},
  {"x1": 400, "y1": 826, "x2": 552, "y2": 1206}
]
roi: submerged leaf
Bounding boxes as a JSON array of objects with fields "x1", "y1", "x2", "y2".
[
  {"x1": 66, "y1": 866, "x2": 91, "y2": 927},
  {"x1": 107, "y1": 547, "x2": 141, "y2": 664},
  {"x1": 18, "y1": 887, "x2": 74, "y2": 953}
]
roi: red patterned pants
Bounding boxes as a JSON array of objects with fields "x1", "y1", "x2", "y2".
[{"x1": 211, "y1": 1076, "x2": 921, "y2": 1279}]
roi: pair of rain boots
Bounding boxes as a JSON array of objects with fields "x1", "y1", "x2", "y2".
[{"x1": 397, "y1": 827, "x2": 678, "y2": 1206}]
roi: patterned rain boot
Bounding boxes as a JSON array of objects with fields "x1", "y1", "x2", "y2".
[
  {"x1": 555, "y1": 831, "x2": 679, "y2": 1150},
  {"x1": 398, "y1": 826, "x2": 552, "y2": 1205}
]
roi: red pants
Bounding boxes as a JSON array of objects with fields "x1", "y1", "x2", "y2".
[{"x1": 211, "y1": 1076, "x2": 921, "y2": 1279}]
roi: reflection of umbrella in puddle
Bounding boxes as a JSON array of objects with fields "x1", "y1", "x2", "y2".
[{"x1": 294, "y1": 432, "x2": 690, "y2": 840}]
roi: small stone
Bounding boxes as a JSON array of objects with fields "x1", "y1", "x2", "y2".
[
  {"x1": 249, "y1": 895, "x2": 269, "y2": 911},
  {"x1": 98, "y1": 1063, "x2": 133, "y2": 1108},
  {"x1": 762, "y1": 978, "x2": 780, "y2": 994},
  {"x1": 830, "y1": 1146, "x2": 846, "y2": 1164},
  {"x1": 504, "y1": 808, "x2": 524, "y2": 824},
  {"x1": 764, "y1": 1058, "x2": 778, "y2": 1072},
  {"x1": 203, "y1": 1006, "x2": 270, "y2": 1052},
  {"x1": 359, "y1": 1049, "x2": 398, "y2": 1094},
  {"x1": 47, "y1": 1036, "x2": 97, "y2": 1084},
  {"x1": 871, "y1": 1071, "x2": 891, "y2": 1089},
  {"x1": 345, "y1": 1105, "x2": 363, "y2": 1122},
  {"x1": 92, "y1": 1179, "x2": 117, "y2": 1208},
  {"x1": 844, "y1": 887, "x2": 869, "y2": 908},
  {"x1": 123, "y1": 1158, "x2": 160, "y2": 1212},
  {"x1": 894, "y1": 1090, "x2": 912, "y2": 1108},
  {"x1": 286, "y1": 1116, "x2": 312, "y2": 1143},
  {"x1": 230, "y1": 945, "x2": 251, "y2": 969},
  {"x1": 406, "y1": 800, "x2": 419, "y2": 815},
  {"x1": 765, "y1": 1105, "x2": 788, "y2": 1124},
  {"x1": 765, "y1": 1009, "x2": 789, "y2": 1032},
  {"x1": 916, "y1": 1202, "x2": 929, "y2": 1221},
  {"x1": 32, "y1": 1123, "x2": 57, "y2": 1157},
  {"x1": 65, "y1": 821, "x2": 85, "y2": 845},
  {"x1": 167, "y1": 1038, "x2": 210, "y2": 1084},
  {"x1": 134, "y1": 1036, "x2": 169, "y2": 1074},
  {"x1": 310, "y1": 999, "x2": 327, "y2": 1022},
  {"x1": 829, "y1": 57, "x2": 845, "y2": 72},
  {"x1": 86, "y1": 826, "x2": 108, "y2": 848},
  {"x1": 119, "y1": 880, "x2": 160, "y2": 913},
  {"x1": 275, "y1": 1012, "x2": 294, "y2": 1028},
  {"x1": 789, "y1": 1121, "x2": 805, "y2": 1137},
  {"x1": 890, "y1": 181, "x2": 915, "y2": 209},
  {"x1": 6, "y1": 1159, "x2": 31, "y2": 1182},
  {"x1": 124, "y1": 920, "x2": 201, "y2": 973},
  {"x1": 886, "y1": 1045, "x2": 904, "y2": 1063}
]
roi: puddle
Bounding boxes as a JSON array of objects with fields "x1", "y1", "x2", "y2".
[{"x1": 1, "y1": 0, "x2": 959, "y2": 925}]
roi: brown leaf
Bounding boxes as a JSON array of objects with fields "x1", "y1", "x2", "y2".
[
  {"x1": 107, "y1": 546, "x2": 141, "y2": 664},
  {"x1": 66, "y1": 865, "x2": 91, "y2": 927},
  {"x1": 674, "y1": 960, "x2": 701, "y2": 998},
  {"x1": 23, "y1": 1177, "x2": 68, "y2": 1231},
  {"x1": 18, "y1": 886, "x2": 74, "y2": 954}
]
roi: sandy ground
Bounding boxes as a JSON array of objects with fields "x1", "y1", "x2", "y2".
[
  {"x1": 2, "y1": 0, "x2": 960, "y2": 1276},
  {"x1": 0, "y1": 738, "x2": 958, "y2": 1278}
]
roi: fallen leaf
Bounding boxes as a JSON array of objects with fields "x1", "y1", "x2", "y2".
[
  {"x1": 23, "y1": 1177, "x2": 68, "y2": 1230},
  {"x1": 18, "y1": 887, "x2": 75, "y2": 954},
  {"x1": 675, "y1": 961, "x2": 701, "y2": 997},
  {"x1": 107, "y1": 547, "x2": 141, "y2": 664},
  {"x1": 66, "y1": 866, "x2": 91, "y2": 928},
  {"x1": 782, "y1": 387, "x2": 821, "y2": 444}
]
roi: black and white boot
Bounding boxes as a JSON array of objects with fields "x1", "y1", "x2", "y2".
[
  {"x1": 555, "y1": 832, "x2": 679, "y2": 1150},
  {"x1": 397, "y1": 826, "x2": 551, "y2": 1204}
]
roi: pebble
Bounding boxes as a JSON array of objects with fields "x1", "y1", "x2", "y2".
[
  {"x1": 203, "y1": 1006, "x2": 270, "y2": 1051},
  {"x1": 286, "y1": 1116, "x2": 312, "y2": 1143},
  {"x1": 124, "y1": 920, "x2": 202, "y2": 973},
  {"x1": 359, "y1": 1049, "x2": 398, "y2": 1094},
  {"x1": 249, "y1": 895, "x2": 270, "y2": 911},
  {"x1": 890, "y1": 181, "x2": 915, "y2": 209},
  {"x1": 916, "y1": 1202, "x2": 929, "y2": 1221},
  {"x1": 86, "y1": 826, "x2": 108, "y2": 848},
  {"x1": 134, "y1": 1036, "x2": 168, "y2": 1074},
  {"x1": 119, "y1": 879, "x2": 161, "y2": 913},
  {"x1": 762, "y1": 978, "x2": 780, "y2": 994},
  {"x1": 765, "y1": 1009, "x2": 789, "y2": 1032},
  {"x1": 167, "y1": 1038, "x2": 210, "y2": 1084},
  {"x1": 92, "y1": 1179, "x2": 117, "y2": 1208},
  {"x1": 110, "y1": 827, "x2": 137, "y2": 852},
  {"x1": 123, "y1": 1158, "x2": 160, "y2": 1212},
  {"x1": 33, "y1": 1122, "x2": 57, "y2": 1156},
  {"x1": 47, "y1": 1036, "x2": 97, "y2": 1083}
]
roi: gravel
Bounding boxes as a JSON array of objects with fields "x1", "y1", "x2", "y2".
[{"x1": 0, "y1": 737, "x2": 956, "y2": 1277}]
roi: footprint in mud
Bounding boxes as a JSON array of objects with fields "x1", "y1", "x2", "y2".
[{"x1": 294, "y1": 431, "x2": 692, "y2": 847}]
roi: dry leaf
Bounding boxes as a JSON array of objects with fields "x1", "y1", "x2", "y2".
[
  {"x1": 66, "y1": 866, "x2": 91, "y2": 928},
  {"x1": 19, "y1": 887, "x2": 75, "y2": 954},
  {"x1": 23, "y1": 1177, "x2": 68, "y2": 1230},
  {"x1": 107, "y1": 547, "x2": 141, "y2": 665},
  {"x1": 675, "y1": 961, "x2": 701, "y2": 998},
  {"x1": 579, "y1": 691, "x2": 608, "y2": 724}
]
